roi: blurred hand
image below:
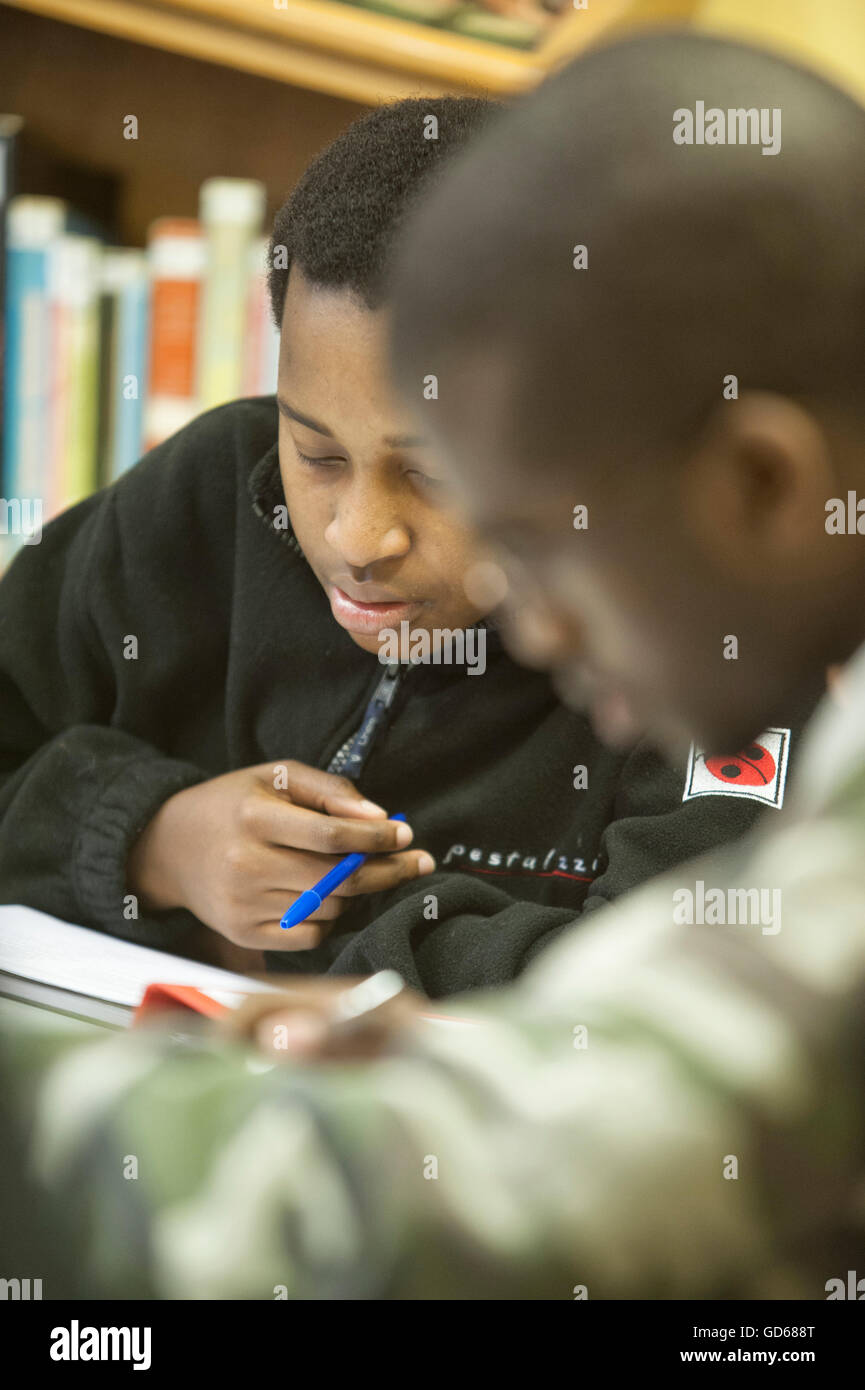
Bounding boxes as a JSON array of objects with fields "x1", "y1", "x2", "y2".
[{"x1": 220, "y1": 974, "x2": 428, "y2": 1063}]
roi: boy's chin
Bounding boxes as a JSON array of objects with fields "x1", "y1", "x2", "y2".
[
  {"x1": 346, "y1": 630, "x2": 387, "y2": 657},
  {"x1": 339, "y1": 613, "x2": 487, "y2": 660}
]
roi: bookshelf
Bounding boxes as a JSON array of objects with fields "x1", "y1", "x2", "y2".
[
  {"x1": 3, "y1": 0, "x2": 694, "y2": 104},
  {"x1": 5, "y1": 0, "x2": 864, "y2": 110}
]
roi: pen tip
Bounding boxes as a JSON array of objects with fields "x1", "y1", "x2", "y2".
[{"x1": 281, "y1": 891, "x2": 319, "y2": 930}]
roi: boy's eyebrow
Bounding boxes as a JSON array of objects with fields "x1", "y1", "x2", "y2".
[
  {"x1": 277, "y1": 397, "x2": 335, "y2": 437},
  {"x1": 277, "y1": 395, "x2": 428, "y2": 450}
]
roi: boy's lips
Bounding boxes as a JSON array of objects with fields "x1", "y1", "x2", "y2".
[{"x1": 328, "y1": 584, "x2": 425, "y2": 635}]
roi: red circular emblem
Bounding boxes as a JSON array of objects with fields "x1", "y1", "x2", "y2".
[{"x1": 704, "y1": 743, "x2": 775, "y2": 786}]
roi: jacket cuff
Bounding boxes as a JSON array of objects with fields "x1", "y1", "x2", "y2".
[{"x1": 74, "y1": 755, "x2": 206, "y2": 948}]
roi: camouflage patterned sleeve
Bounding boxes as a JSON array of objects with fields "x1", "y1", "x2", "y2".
[{"x1": 4, "y1": 814, "x2": 865, "y2": 1300}]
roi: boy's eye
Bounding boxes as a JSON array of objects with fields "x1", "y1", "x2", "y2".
[
  {"x1": 293, "y1": 445, "x2": 442, "y2": 492},
  {"x1": 295, "y1": 446, "x2": 339, "y2": 469}
]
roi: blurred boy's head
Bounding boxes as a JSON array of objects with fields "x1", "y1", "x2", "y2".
[
  {"x1": 267, "y1": 97, "x2": 497, "y2": 655},
  {"x1": 389, "y1": 34, "x2": 865, "y2": 754}
]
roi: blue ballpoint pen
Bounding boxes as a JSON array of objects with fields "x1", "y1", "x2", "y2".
[{"x1": 280, "y1": 813, "x2": 408, "y2": 930}]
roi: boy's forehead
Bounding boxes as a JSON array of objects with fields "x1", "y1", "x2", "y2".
[
  {"x1": 279, "y1": 273, "x2": 389, "y2": 386},
  {"x1": 281, "y1": 266, "x2": 381, "y2": 337}
]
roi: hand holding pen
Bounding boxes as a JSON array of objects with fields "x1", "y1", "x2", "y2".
[
  {"x1": 128, "y1": 761, "x2": 435, "y2": 953},
  {"x1": 281, "y1": 813, "x2": 409, "y2": 929}
]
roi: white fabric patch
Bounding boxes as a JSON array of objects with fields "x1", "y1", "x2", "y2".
[{"x1": 682, "y1": 727, "x2": 790, "y2": 809}]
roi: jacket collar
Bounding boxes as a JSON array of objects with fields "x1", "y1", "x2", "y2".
[{"x1": 248, "y1": 442, "x2": 306, "y2": 561}]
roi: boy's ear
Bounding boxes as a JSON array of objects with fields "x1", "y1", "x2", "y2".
[{"x1": 679, "y1": 391, "x2": 835, "y2": 585}]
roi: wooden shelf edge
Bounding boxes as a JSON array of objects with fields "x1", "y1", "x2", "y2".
[
  {"x1": 163, "y1": 0, "x2": 542, "y2": 80},
  {"x1": 4, "y1": 0, "x2": 547, "y2": 100},
  {"x1": 4, "y1": 0, "x2": 712, "y2": 103}
]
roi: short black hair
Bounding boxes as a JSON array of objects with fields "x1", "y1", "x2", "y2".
[{"x1": 267, "y1": 96, "x2": 498, "y2": 328}]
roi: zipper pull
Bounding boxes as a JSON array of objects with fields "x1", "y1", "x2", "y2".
[{"x1": 372, "y1": 662, "x2": 403, "y2": 710}]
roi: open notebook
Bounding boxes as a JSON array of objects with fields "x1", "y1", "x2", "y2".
[
  {"x1": 0, "y1": 905, "x2": 275, "y2": 1027},
  {"x1": 0, "y1": 905, "x2": 475, "y2": 1030}
]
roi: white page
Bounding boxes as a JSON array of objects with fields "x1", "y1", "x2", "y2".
[
  {"x1": 0, "y1": 905, "x2": 273, "y2": 1007},
  {"x1": 0, "y1": 905, "x2": 477, "y2": 1027}
]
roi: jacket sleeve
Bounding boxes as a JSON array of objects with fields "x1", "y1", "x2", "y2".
[
  {"x1": 5, "y1": 812, "x2": 860, "y2": 1300},
  {"x1": 316, "y1": 868, "x2": 580, "y2": 995},
  {"x1": 0, "y1": 484, "x2": 207, "y2": 950},
  {"x1": 315, "y1": 738, "x2": 790, "y2": 996}
]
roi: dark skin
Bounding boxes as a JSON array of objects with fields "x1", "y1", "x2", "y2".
[
  {"x1": 229, "y1": 388, "x2": 865, "y2": 1054},
  {"x1": 417, "y1": 361, "x2": 862, "y2": 759},
  {"x1": 128, "y1": 267, "x2": 491, "y2": 965},
  {"x1": 384, "y1": 31, "x2": 865, "y2": 759},
  {"x1": 229, "y1": 35, "x2": 865, "y2": 1054},
  {"x1": 276, "y1": 266, "x2": 487, "y2": 656},
  {"x1": 221, "y1": 976, "x2": 429, "y2": 1062},
  {"x1": 227, "y1": 395, "x2": 865, "y2": 1049}
]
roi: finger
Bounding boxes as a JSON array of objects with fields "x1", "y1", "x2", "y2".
[
  {"x1": 256, "y1": 1009, "x2": 329, "y2": 1061},
  {"x1": 244, "y1": 795, "x2": 414, "y2": 855},
  {"x1": 330, "y1": 849, "x2": 436, "y2": 897},
  {"x1": 223, "y1": 981, "x2": 428, "y2": 1054},
  {"x1": 220, "y1": 842, "x2": 362, "y2": 901},
  {"x1": 222, "y1": 985, "x2": 357, "y2": 1041},
  {"x1": 250, "y1": 761, "x2": 389, "y2": 818},
  {"x1": 235, "y1": 845, "x2": 356, "y2": 895},
  {"x1": 247, "y1": 845, "x2": 431, "y2": 897},
  {"x1": 255, "y1": 992, "x2": 425, "y2": 1063},
  {"x1": 249, "y1": 885, "x2": 347, "y2": 923},
  {"x1": 231, "y1": 917, "x2": 341, "y2": 952}
]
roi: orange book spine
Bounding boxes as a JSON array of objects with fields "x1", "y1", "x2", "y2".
[{"x1": 144, "y1": 217, "x2": 204, "y2": 451}]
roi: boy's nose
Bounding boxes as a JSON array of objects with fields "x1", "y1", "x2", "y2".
[{"x1": 325, "y1": 505, "x2": 410, "y2": 570}]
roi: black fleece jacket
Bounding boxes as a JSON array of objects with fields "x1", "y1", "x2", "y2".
[{"x1": 0, "y1": 396, "x2": 801, "y2": 996}]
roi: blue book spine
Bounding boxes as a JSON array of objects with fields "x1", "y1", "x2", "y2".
[
  {"x1": 3, "y1": 244, "x2": 53, "y2": 501},
  {"x1": 111, "y1": 272, "x2": 148, "y2": 480}
]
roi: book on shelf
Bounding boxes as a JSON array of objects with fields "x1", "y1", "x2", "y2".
[
  {"x1": 143, "y1": 216, "x2": 204, "y2": 451},
  {"x1": 243, "y1": 236, "x2": 281, "y2": 400},
  {"x1": 342, "y1": 0, "x2": 557, "y2": 49},
  {"x1": 1, "y1": 130, "x2": 277, "y2": 571},
  {"x1": 3, "y1": 194, "x2": 67, "y2": 565},
  {"x1": 96, "y1": 248, "x2": 149, "y2": 489},
  {"x1": 49, "y1": 232, "x2": 102, "y2": 513},
  {"x1": 0, "y1": 114, "x2": 24, "y2": 494},
  {"x1": 196, "y1": 177, "x2": 267, "y2": 412}
]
